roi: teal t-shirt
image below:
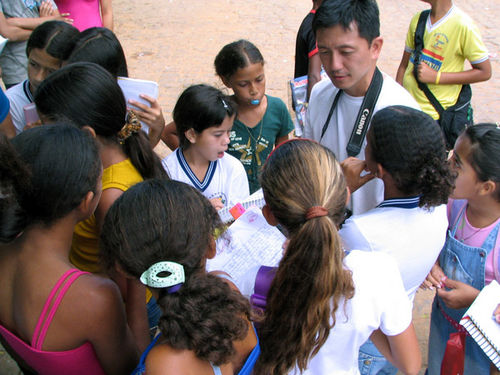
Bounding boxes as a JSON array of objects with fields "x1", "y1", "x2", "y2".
[{"x1": 228, "y1": 95, "x2": 294, "y2": 193}]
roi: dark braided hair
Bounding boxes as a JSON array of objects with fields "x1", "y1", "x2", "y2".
[{"x1": 369, "y1": 105, "x2": 454, "y2": 209}]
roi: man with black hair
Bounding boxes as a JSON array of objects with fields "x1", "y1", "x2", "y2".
[{"x1": 304, "y1": 0, "x2": 419, "y2": 216}]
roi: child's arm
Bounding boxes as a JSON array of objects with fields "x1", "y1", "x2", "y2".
[
  {"x1": 307, "y1": 53, "x2": 322, "y2": 100},
  {"x1": 161, "y1": 121, "x2": 180, "y2": 151},
  {"x1": 437, "y1": 277, "x2": 480, "y2": 309},
  {"x1": 396, "y1": 51, "x2": 411, "y2": 86},
  {"x1": 5, "y1": 2, "x2": 72, "y2": 30},
  {"x1": 371, "y1": 325, "x2": 421, "y2": 375},
  {"x1": 100, "y1": 0, "x2": 113, "y2": 31},
  {"x1": 0, "y1": 113, "x2": 17, "y2": 138},
  {"x1": 417, "y1": 59, "x2": 492, "y2": 85}
]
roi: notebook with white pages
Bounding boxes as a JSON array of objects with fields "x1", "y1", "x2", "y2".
[
  {"x1": 218, "y1": 188, "x2": 266, "y2": 223},
  {"x1": 117, "y1": 76, "x2": 159, "y2": 133},
  {"x1": 460, "y1": 280, "x2": 500, "y2": 370}
]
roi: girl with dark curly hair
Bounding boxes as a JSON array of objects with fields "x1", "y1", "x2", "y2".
[
  {"x1": 423, "y1": 123, "x2": 500, "y2": 374},
  {"x1": 100, "y1": 179, "x2": 259, "y2": 375},
  {"x1": 339, "y1": 105, "x2": 454, "y2": 374},
  {"x1": 252, "y1": 139, "x2": 420, "y2": 375}
]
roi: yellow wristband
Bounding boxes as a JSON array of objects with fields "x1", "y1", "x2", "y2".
[{"x1": 435, "y1": 71, "x2": 442, "y2": 85}]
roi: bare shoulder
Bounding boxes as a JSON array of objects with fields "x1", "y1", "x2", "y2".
[{"x1": 146, "y1": 344, "x2": 214, "y2": 375}]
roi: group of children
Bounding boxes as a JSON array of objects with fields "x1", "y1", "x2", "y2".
[{"x1": 0, "y1": 0, "x2": 499, "y2": 374}]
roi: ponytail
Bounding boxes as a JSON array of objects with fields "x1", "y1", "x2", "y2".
[{"x1": 256, "y1": 139, "x2": 354, "y2": 374}]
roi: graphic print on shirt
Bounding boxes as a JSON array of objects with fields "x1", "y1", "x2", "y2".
[
  {"x1": 229, "y1": 130, "x2": 269, "y2": 174},
  {"x1": 410, "y1": 31, "x2": 447, "y2": 71}
]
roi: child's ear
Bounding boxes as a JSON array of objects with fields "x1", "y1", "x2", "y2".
[
  {"x1": 78, "y1": 190, "x2": 96, "y2": 217},
  {"x1": 81, "y1": 125, "x2": 97, "y2": 138},
  {"x1": 220, "y1": 76, "x2": 231, "y2": 89},
  {"x1": 262, "y1": 204, "x2": 278, "y2": 227},
  {"x1": 480, "y1": 180, "x2": 497, "y2": 197},
  {"x1": 206, "y1": 236, "x2": 217, "y2": 259},
  {"x1": 185, "y1": 128, "x2": 197, "y2": 144},
  {"x1": 375, "y1": 163, "x2": 385, "y2": 179}
]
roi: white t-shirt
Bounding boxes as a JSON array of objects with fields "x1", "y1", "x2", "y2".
[
  {"x1": 163, "y1": 148, "x2": 250, "y2": 207},
  {"x1": 240, "y1": 251, "x2": 412, "y2": 375},
  {"x1": 304, "y1": 73, "x2": 420, "y2": 215},
  {"x1": 6, "y1": 80, "x2": 33, "y2": 134},
  {"x1": 340, "y1": 198, "x2": 448, "y2": 303}
]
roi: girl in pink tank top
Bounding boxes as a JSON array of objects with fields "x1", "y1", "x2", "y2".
[
  {"x1": 0, "y1": 125, "x2": 140, "y2": 374},
  {"x1": 55, "y1": 0, "x2": 113, "y2": 31}
]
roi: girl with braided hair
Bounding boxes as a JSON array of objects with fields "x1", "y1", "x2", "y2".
[
  {"x1": 339, "y1": 105, "x2": 454, "y2": 374},
  {"x1": 100, "y1": 179, "x2": 259, "y2": 375},
  {"x1": 252, "y1": 139, "x2": 420, "y2": 375},
  {"x1": 34, "y1": 62, "x2": 168, "y2": 348}
]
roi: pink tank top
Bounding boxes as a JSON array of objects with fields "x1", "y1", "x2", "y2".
[
  {"x1": 0, "y1": 269, "x2": 106, "y2": 375},
  {"x1": 55, "y1": 0, "x2": 103, "y2": 31}
]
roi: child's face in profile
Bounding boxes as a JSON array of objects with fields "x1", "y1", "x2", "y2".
[
  {"x1": 189, "y1": 114, "x2": 235, "y2": 162},
  {"x1": 28, "y1": 48, "x2": 61, "y2": 93}
]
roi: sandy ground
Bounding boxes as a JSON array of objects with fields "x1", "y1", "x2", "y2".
[{"x1": 1, "y1": 0, "x2": 499, "y2": 373}]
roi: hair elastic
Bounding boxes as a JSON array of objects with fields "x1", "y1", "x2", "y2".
[
  {"x1": 117, "y1": 111, "x2": 142, "y2": 144},
  {"x1": 305, "y1": 206, "x2": 329, "y2": 220},
  {"x1": 140, "y1": 261, "x2": 185, "y2": 290}
]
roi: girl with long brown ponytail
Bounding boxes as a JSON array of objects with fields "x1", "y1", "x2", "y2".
[{"x1": 253, "y1": 139, "x2": 421, "y2": 375}]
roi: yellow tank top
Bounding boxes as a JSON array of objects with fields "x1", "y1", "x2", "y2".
[{"x1": 70, "y1": 159, "x2": 152, "y2": 302}]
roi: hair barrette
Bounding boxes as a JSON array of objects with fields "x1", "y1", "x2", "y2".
[
  {"x1": 221, "y1": 98, "x2": 229, "y2": 110},
  {"x1": 140, "y1": 261, "x2": 185, "y2": 291}
]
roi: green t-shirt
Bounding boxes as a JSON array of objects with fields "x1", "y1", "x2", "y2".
[{"x1": 227, "y1": 95, "x2": 294, "y2": 193}]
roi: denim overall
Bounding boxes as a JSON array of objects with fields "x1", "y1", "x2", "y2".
[{"x1": 427, "y1": 201, "x2": 500, "y2": 375}]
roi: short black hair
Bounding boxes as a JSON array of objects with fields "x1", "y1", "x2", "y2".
[
  {"x1": 313, "y1": 0, "x2": 380, "y2": 44},
  {"x1": 173, "y1": 84, "x2": 237, "y2": 150},
  {"x1": 26, "y1": 21, "x2": 79, "y2": 60}
]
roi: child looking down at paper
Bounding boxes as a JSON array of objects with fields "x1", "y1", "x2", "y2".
[
  {"x1": 162, "y1": 84, "x2": 249, "y2": 210},
  {"x1": 100, "y1": 179, "x2": 259, "y2": 375}
]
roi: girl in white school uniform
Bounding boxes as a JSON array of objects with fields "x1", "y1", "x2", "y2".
[
  {"x1": 339, "y1": 105, "x2": 454, "y2": 374},
  {"x1": 162, "y1": 84, "x2": 249, "y2": 210},
  {"x1": 252, "y1": 139, "x2": 421, "y2": 375}
]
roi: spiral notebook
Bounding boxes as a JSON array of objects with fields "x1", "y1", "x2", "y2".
[{"x1": 460, "y1": 280, "x2": 500, "y2": 370}]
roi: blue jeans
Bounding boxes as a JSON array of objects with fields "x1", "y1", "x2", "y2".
[{"x1": 358, "y1": 339, "x2": 398, "y2": 375}]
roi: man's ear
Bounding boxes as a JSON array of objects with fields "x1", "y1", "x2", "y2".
[
  {"x1": 370, "y1": 36, "x2": 383, "y2": 60},
  {"x1": 185, "y1": 128, "x2": 197, "y2": 144},
  {"x1": 81, "y1": 125, "x2": 97, "y2": 138},
  {"x1": 262, "y1": 204, "x2": 278, "y2": 226}
]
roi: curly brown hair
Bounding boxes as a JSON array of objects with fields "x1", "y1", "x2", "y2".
[
  {"x1": 254, "y1": 140, "x2": 355, "y2": 375},
  {"x1": 100, "y1": 179, "x2": 252, "y2": 365}
]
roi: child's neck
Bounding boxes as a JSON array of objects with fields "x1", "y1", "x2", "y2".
[
  {"x1": 182, "y1": 147, "x2": 210, "y2": 182},
  {"x1": 97, "y1": 136, "x2": 128, "y2": 169},
  {"x1": 235, "y1": 95, "x2": 267, "y2": 128},
  {"x1": 466, "y1": 196, "x2": 500, "y2": 228},
  {"x1": 429, "y1": 0, "x2": 453, "y2": 24}
]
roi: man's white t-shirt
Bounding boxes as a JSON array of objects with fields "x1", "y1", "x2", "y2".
[
  {"x1": 340, "y1": 198, "x2": 448, "y2": 302},
  {"x1": 304, "y1": 73, "x2": 420, "y2": 215},
  {"x1": 163, "y1": 148, "x2": 250, "y2": 208}
]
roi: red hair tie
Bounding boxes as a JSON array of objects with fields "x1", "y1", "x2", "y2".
[{"x1": 305, "y1": 206, "x2": 328, "y2": 220}]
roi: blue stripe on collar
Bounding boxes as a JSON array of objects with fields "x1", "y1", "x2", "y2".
[
  {"x1": 176, "y1": 149, "x2": 217, "y2": 192},
  {"x1": 377, "y1": 196, "x2": 420, "y2": 209},
  {"x1": 23, "y1": 80, "x2": 34, "y2": 103}
]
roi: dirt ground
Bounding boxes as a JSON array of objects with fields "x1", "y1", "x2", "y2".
[{"x1": 1, "y1": 0, "x2": 499, "y2": 373}]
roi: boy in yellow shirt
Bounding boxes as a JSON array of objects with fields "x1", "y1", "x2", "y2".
[{"x1": 396, "y1": 0, "x2": 491, "y2": 122}]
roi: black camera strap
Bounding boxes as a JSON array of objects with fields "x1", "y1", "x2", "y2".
[{"x1": 320, "y1": 67, "x2": 383, "y2": 157}]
